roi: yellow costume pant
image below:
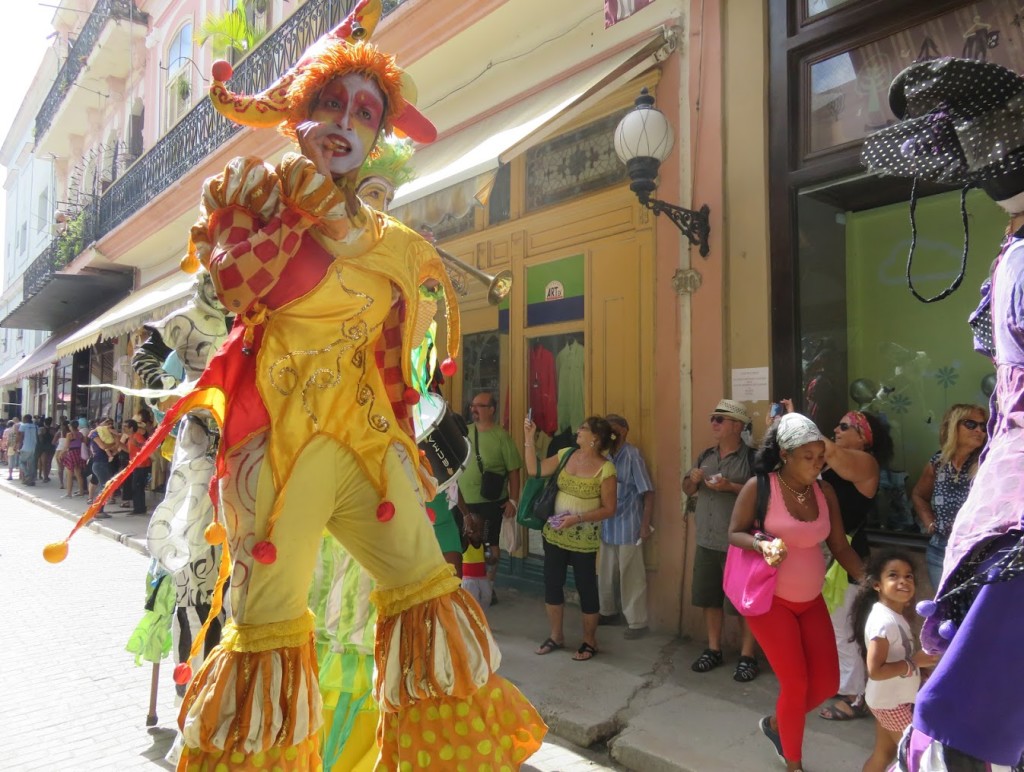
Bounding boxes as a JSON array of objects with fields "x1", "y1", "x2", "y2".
[{"x1": 178, "y1": 434, "x2": 545, "y2": 771}]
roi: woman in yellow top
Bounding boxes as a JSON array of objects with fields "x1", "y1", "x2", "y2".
[
  {"x1": 524, "y1": 416, "x2": 618, "y2": 661},
  {"x1": 45, "y1": 2, "x2": 545, "y2": 770}
]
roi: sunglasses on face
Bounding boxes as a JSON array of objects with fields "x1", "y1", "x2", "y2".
[
  {"x1": 710, "y1": 415, "x2": 727, "y2": 424},
  {"x1": 960, "y1": 419, "x2": 985, "y2": 431}
]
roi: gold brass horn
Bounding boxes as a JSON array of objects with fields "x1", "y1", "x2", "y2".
[{"x1": 436, "y1": 248, "x2": 512, "y2": 306}]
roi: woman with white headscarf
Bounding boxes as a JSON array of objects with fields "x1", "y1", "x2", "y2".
[{"x1": 729, "y1": 413, "x2": 865, "y2": 772}]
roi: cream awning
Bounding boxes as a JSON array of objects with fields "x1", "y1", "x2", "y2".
[
  {"x1": 56, "y1": 272, "x2": 196, "y2": 357},
  {"x1": 0, "y1": 333, "x2": 62, "y2": 386},
  {"x1": 389, "y1": 34, "x2": 667, "y2": 210}
]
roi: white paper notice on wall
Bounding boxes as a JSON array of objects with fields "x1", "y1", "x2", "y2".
[{"x1": 731, "y1": 367, "x2": 770, "y2": 402}]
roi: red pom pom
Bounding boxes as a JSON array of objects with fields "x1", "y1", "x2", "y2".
[
  {"x1": 376, "y1": 501, "x2": 396, "y2": 522},
  {"x1": 439, "y1": 358, "x2": 457, "y2": 377},
  {"x1": 252, "y1": 540, "x2": 277, "y2": 564},
  {"x1": 173, "y1": 663, "x2": 193, "y2": 685},
  {"x1": 211, "y1": 60, "x2": 233, "y2": 82},
  {"x1": 402, "y1": 387, "x2": 421, "y2": 405},
  {"x1": 426, "y1": 507, "x2": 436, "y2": 523}
]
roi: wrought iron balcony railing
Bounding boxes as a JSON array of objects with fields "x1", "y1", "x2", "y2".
[
  {"x1": 24, "y1": 0, "x2": 408, "y2": 305},
  {"x1": 22, "y1": 200, "x2": 101, "y2": 301},
  {"x1": 97, "y1": 0, "x2": 406, "y2": 241},
  {"x1": 34, "y1": 0, "x2": 148, "y2": 142}
]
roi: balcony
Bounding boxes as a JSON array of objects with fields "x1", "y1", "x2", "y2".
[
  {"x1": 34, "y1": 0, "x2": 149, "y2": 158},
  {"x1": 5, "y1": 0, "x2": 408, "y2": 330},
  {"x1": 97, "y1": 0, "x2": 407, "y2": 241},
  {"x1": 2, "y1": 205, "x2": 132, "y2": 331}
]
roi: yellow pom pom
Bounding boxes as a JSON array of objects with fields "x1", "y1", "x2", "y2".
[
  {"x1": 205, "y1": 521, "x2": 227, "y2": 545},
  {"x1": 180, "y1": 250, "x2": 200, "y2": 274},
  {"x1": 43, "y1": 542, "x2": 69, "y2": 563}
]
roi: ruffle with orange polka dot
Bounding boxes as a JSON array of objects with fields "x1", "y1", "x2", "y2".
[{"x1": 372, "y1": 568, "x2": 547, "y2": 769}]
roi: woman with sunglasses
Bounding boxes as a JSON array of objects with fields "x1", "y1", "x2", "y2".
[
  {"x1": 911, "y1": 404, "x2": 988, "y2": 588},
  {"x1": 815, "y1": 408, "x2": 893, "y2": 722}
]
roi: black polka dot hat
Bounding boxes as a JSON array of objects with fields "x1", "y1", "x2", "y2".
[{"x1": 862, "y1": 57, "x2": 1024, "y2": 187}]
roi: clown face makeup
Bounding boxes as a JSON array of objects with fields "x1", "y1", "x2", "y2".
[
  {"x1": 357, "y1": 176, "x2": 395, "y2": 211},
  {"x1": 310, "y1": 73, "x2": 385, "y2": 178}
]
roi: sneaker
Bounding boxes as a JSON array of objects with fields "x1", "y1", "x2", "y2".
[
  {"x1": 759, "y1": 716, "x2": 785, "y2": 763},
  {"x1": 623, "y1": 626, "x2": 649, "y2": 639},
  {"x1": 598, "y1": 613, "x2": 624, "y2": 626}
]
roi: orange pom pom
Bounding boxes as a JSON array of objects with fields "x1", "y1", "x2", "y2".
[
  {"x1": 439, "y1": 357, "x2": 457, "y2": 376},
  {"x1": 252, "y1": 540, "x2": 277, "y2": 564},
  {"x1": 173, "y1": 663, "x2": 193, "y2": 685},
  {"x1": 204, "y1": 521, "x2": 227, "y2": 545},
  {"x1": 180, "y1": 251, "x2": 200, "y2": 274},
  {"x1": 43, "y1": 542, "x2": 68, "y2": 563},
  {"x1": 376, "y1": 501, "x2": 396, "y2": 522},
  {"x1": 211, "y1": 60, "x2": 233, "y2": 82}
]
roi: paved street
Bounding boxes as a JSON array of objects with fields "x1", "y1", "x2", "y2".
[{"x1": 0, "y1": 483, "x2": 620, "y2": 772}]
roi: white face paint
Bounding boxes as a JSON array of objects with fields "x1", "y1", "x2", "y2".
[{"x1": 310, "y1": 73, "x2": 385, "y2": 178}]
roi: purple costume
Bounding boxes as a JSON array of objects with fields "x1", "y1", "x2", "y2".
[{"x1": 907, "y1": 236, "x2": 1024, "y2": 769}]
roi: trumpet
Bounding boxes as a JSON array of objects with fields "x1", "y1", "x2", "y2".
[{"x1": 436, "y1": 247, "x2": 513, "y2": 306}]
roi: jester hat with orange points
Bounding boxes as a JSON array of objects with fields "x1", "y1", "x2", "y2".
[{"x1": 208, "y1": 0, "x2": 436, "y2": 144}]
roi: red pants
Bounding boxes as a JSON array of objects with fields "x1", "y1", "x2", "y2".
[{"x1": 745, "y1": 594, "x2": 838, "y2": 762}]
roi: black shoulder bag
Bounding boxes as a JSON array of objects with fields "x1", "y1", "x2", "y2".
[
  {"x1": 531, "y1": 449, "x2": 576, "y2": 523},
  {"x1": 474, "y1": 425, "x2": 507, "y2": 501}
]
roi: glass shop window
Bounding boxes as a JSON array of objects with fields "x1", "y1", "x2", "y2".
[{"x1": 796, "y1": 185, "x2": 1000, "y2": 535}]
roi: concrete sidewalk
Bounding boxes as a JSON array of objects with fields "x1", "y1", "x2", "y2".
[
  {"x1": 485, "y1": 589, "x2": 876, "y2": 771},
  {"x1": 9, "y1": 473, "x2": 876, "y2": 771}
]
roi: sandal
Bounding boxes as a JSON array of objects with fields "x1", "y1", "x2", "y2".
[
  {"x1": 572, "y1": 642, "x2": 598, "y2": 661},
  {"x1": 535, "y1": 637, "x2": 564, "y2": 655},
  {"x1": 818, "y1": 695, "x2": 869, "y2": 721},
  {"x1": 733, "y1": 655, "x2": 760, "y2": 682},
  {"x1": 691, "y1": 648, "x2": 723, "y2": 673}
]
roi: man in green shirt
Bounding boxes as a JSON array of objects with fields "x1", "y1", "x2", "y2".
[{"x1": 458, "y1": 391, "x2": 522, "y2": 603}]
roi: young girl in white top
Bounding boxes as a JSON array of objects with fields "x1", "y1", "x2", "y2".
[{"x1": 851, "y1": 549, "x2": 939, "y2": 772}]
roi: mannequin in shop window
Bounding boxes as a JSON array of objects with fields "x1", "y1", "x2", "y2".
[{"x1": 557, "y1": 337, "x2": 585, "y2": 436}]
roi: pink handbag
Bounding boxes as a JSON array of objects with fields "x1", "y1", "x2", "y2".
[
  {"x1": 723, "y1": 544, "x2": 777, "y2": 616},
  {"x1": 722, "y1": 473, "x2": 777, "y2": 616}
]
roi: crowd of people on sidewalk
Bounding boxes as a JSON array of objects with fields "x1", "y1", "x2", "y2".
[{"x1": 4, "y1": 411, "x2": 159, "y2": 517}]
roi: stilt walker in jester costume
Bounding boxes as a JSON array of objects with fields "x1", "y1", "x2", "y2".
[
  {"x1": 307, "y1": 135, "x2": 419, "y2": 772},
  {"x1": 43, "y1": 1, "x2": 547, "y2": 769}
]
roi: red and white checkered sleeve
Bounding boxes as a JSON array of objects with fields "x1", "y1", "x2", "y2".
[{"x1": 206, "y1": 206, "x2": 308, "y2": 314}]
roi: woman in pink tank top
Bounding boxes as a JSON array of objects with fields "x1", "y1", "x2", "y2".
[{"x1": 728, "y1": 413, "x2": 864, "y2": 772}]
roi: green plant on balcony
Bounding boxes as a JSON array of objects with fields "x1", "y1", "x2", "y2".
[
  {"x1": 198, "y1": 0, "x2": 267, "y2": 60},
  {"x1": 173, "y1": 73, "x2": 192, "y2": 103},
  {"x1": 55, "y1": 212, "x2": 86, "y2": 268}
]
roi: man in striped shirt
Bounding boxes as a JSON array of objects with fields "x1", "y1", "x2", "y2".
[{"x1": 598, "y1": 414, "x2": 654, "y2": 638}]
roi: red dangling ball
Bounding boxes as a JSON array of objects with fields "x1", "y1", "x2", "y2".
[
  {"x1": 376, "y1": 501, "x2": 396, "y2": 522},
  {"x1": 252, "y1": 540, "x2": 277, "y2": 564},
  {"x1": 211, "y1": 60, "x2": 233, "y2": 82},
  {"x1": 402, "y1": 387, "x2": 421, "y2": 405},
  {"x1": 439, "y1": 357, "x2": 457, "y2": 377},
  {"x1": 173, "y1": 663, "x2": 193, "y2": 685},
  {"x1": 426, "y1": 507, "x2": 436, "y2": 523}
]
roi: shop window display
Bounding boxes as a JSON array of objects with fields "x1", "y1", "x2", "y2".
[
  {"x1": 797, "y1": 187, "x2": 1000, "y2": 531},
  {"x1": 461, "y1": 331, "x2": 503, "y2": 421},
  {"x1": 526, "y1": 331, "x2": 585, "y2": 555}
]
